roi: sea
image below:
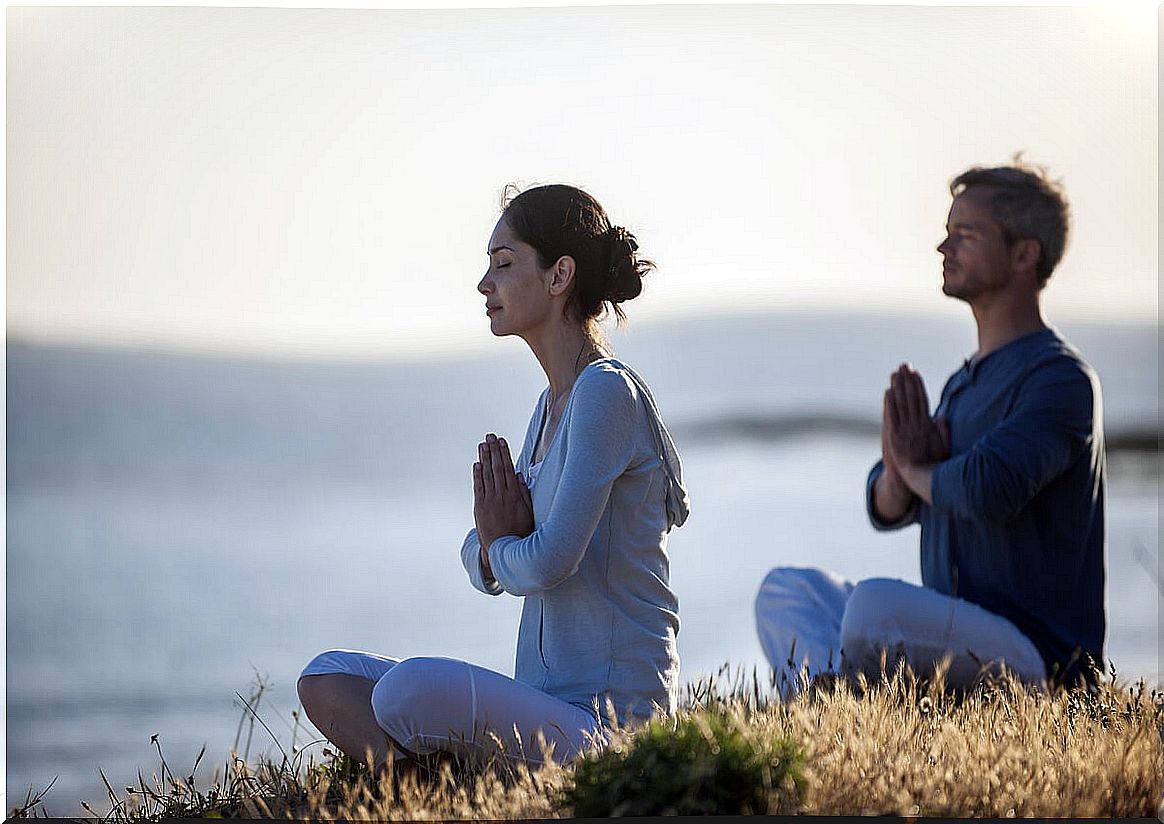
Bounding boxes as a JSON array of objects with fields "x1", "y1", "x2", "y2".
[{"x1": 6, "y1": 310, "x2": 1160, "y2": 816}]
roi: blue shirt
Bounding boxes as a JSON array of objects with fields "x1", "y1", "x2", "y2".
[
  {"x1": 461, "y1": 359, "x2": 689, "y2": 725},
  {"x1": 866, "y1": 327, "x2": 1106, "y2": 683}
]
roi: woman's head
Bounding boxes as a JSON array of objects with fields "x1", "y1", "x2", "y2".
[{"x1": 479, "y1": 184, "x2": 653, "y2": 339}]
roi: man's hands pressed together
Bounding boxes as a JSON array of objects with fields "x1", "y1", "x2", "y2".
[
  {"x1": 874, "y1": 364, "x2": 950, "y2": 518},
  {"x1": 473, "y1": 433, "x2": 535, "y2": 583}
]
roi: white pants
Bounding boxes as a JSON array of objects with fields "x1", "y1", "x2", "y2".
[
  {"x1": 754, "y1": 568, "x2": 1046, "y2": 694},
  {"x1": 299, "y1": 651, "x2": 603, "y2": 765}
]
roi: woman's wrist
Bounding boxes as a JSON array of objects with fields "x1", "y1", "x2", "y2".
[{"x1": 480, "y1": 542, "x2": 495, "y2": 583}]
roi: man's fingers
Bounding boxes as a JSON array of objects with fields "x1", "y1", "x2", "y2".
[
  {"x1": 907, "y1": 370, "x2": 931, "y2": 421},
  {"x1": 885, "y1": 388, "x2": 901, "y2": 433},
  {"x1": 901, "y1": 370, "x2": 923, "y2": 424},
  {"x1": 890, "y1": 370, "x2": 912, "y2": 414},
  {"x1": 479, "y1": 440, "x2": 495, "y2": 497}
]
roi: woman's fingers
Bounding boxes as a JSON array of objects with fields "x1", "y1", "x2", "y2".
[
  {"x1": 479, "y1": 440, "x2": 495, "y2": 497},
  {"x1": 498, "y1": 437, "x2": 516, "y2": 476},
  {"x1": 472, "y1": 461, "x2": 484, "y2": 500},
  {"x1": 486, "y1": 434, "x2": 509, "y2": 492}
]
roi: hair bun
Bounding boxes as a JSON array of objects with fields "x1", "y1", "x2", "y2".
[{"x1": 603, "y1": 226, "x2": 648, "y2": 304}]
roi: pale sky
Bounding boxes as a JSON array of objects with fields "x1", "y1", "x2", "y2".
[{"x1": 6, "y1": 3, "x2": 1158, "y2": 359}]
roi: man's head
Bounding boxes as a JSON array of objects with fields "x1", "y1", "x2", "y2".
[{"x1": 937, "y1": 162, "x2": 1071, "y2": 302}]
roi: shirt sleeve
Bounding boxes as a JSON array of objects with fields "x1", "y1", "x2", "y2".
[
  {"x1": 865, "y1": 460, "x2": 921, "y2": 530},
  {"x1": 486, "y1": 368, "x2": 638, "y2": 596},
  {"x1": 930, "y1": 357, "x2": 1098, "y2": 524},
  {"x1": 461, "y1": 528, "x2": 503, "y2": 596}
]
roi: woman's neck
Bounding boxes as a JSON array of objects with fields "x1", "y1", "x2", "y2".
[{"x1": 524, "y1": 321, "x2": 603, "y2": 400}]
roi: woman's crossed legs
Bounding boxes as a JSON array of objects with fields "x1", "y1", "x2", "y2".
[{"x1": 297, "y1": 651, "x2": 601, "y2": 770}]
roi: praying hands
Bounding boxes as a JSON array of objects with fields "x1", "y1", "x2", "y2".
[
  {"x1": 881, "y1": 364, "x2": 949, "y2": 505},
  {"x1": 473, "y1": 433, "x2": 535, "y2": 580}
]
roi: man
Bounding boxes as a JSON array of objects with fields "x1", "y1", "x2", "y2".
[{"x1": 755, "y1": 161, "x2": 1106, "y2": 692}]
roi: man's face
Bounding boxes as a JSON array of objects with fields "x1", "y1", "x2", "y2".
[{"x1": 936, "y1": 187, "x2": 1013, "y2": 303}]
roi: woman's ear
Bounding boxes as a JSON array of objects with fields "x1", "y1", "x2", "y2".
[{"x1": 546, "y1": 256, "x2": 576, "y2": 297}]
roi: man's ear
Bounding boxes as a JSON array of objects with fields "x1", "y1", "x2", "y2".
[
  {"x1": 547, "y1": 256, "x2": 576, "y2": 297},
  {"x1": 1010, "y1": 238, "x2": 1041, "y2": 279}
]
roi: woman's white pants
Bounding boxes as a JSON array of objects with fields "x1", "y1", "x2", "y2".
[
  {"x1": 299, "y1": 651, "x2": 602, "y2": 765},
  {"x1": 754, "y1": 567, "x2": 1046, "y2": 695}
]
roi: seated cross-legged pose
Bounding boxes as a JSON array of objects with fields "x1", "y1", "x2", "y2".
[
  {"x1": 756, "y1": 161, "x2": 1106, "y2": 693},
  {"x1": 298, "y1": 184, "x2": 690, "y2": 770}
]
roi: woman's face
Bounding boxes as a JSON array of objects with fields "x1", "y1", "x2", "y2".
[{"x1": 478, "y1": 216, "x2": 554, "y2": 337}]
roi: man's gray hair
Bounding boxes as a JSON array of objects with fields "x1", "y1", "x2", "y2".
[{"x1": 951, "y1": 160, "x2": 1071, "y2": 285}]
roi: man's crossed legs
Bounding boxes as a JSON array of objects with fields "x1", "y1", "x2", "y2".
[{"x1": 754, "y1": 567, "x2": 1046, "y2": 695}]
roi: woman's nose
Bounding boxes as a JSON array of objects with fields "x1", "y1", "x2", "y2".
[{"x1": 477, "y1": 271, "x2": 492, "y2": 294}]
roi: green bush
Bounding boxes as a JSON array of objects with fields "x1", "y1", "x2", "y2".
[{"x1": 564, "y1": 709, "x2": 806, "y2": 816}]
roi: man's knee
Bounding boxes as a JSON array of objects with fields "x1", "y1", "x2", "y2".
[
  {"x1": 755, "y1": 567, "x2": 811, "y2": 647},
  {"x1": 839, "y1": 578, "x2": 911, "y2": 668},
  {"x1": 756, "y1": 566, "x2": 836, "y2": 612}
]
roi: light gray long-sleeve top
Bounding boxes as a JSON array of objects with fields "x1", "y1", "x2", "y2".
[{"x1": 460, "y1": 358, "x2": 690, "y2": 725}]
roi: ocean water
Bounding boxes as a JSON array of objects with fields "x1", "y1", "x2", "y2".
[{"x1": 6, "y1": 311, "x2": 1159, "y2": 816}]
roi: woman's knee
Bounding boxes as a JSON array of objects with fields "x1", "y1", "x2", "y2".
[
  {"x1": 370, "y1": 657, "x2": 466, "y2": 750},
  {"x1": 297, "y1": 673, "x2": 322, "y2": 710},
  {"x1": 297, "y1": 671, "x2": 374, "y2": 717},
  {"x1": 297, "y1": 650, "x2": 345, "y2": 707}
]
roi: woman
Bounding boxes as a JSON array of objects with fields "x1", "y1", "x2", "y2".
[{"x1": 297, "y1": 184, "x2": 689, "y2": 770}]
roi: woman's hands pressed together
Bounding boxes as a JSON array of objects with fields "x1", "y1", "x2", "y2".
[{"x1": 473, "y1": 433, "x2": 535, "y2": 581}]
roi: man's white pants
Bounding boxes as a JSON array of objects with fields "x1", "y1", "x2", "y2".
[
  {"x1": 299, "y1": 651, "x2": 602, "y2": 765},
  {"x1": 754, "y1": 567, "x2": 1046, "y2": 694}
]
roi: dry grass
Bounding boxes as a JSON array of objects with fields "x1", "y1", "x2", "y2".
[
  {"x1": 744, "y1": 665, "x2": 1163, "y2": 817},
  {"x1": 10, "y1": 665, "x2": 1162, "y2": 819}
]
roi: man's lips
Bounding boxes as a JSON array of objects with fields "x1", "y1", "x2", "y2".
[{"x1": 486, "y1": 305, "x2": 501, "y2": 316}]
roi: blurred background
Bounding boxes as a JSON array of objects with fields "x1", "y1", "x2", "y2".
[{"x1": 6, "y1": 3, "x2": 1158, "y2": 816}]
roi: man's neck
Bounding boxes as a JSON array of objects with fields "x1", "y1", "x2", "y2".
[{"x1": 970, "y1": 294, "x2": 1047, "y2": 360}]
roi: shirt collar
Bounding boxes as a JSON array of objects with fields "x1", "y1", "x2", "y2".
[{"x1": 966, "y1": 326, "x2": 1057, "y2": 378}]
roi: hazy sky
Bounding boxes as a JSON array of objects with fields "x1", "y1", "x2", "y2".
[{"x1": 6, "y1": 3, "x2": 1158, "y2": 358}]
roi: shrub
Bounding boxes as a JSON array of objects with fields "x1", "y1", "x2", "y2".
[{"x1": 563, "y1": 709, "x2": 806, "y2": 816}]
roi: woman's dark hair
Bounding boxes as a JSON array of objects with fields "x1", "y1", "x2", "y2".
[{"x1": 500, "y1": 184, "x2": 654, "y2": 326}]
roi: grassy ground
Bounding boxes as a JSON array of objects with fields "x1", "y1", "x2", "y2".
[{"x1": 11, "y1": 665, "x2": 1162, "y2": 819}]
